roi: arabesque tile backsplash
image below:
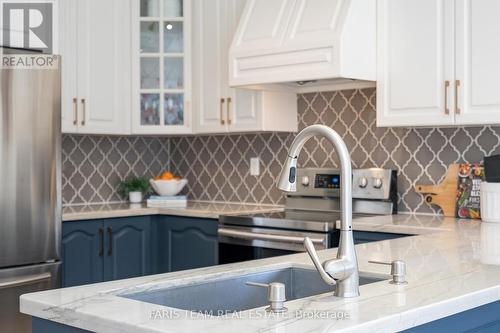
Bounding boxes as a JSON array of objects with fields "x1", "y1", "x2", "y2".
[
  {"x1": 63, "y1": 88, "x2": 500, "y2": 214},
  {"x1": 62, "y1": 135, "x2": 170, "y2": 204}
]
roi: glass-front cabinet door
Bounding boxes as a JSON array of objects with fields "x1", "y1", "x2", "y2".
[{"x1": 132, "y1": 0, "x2": 192, "y2": 134}]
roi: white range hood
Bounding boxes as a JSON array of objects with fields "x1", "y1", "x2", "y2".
[{"x1": 228, "y1": 0, "x2": 376, "y2": 90}]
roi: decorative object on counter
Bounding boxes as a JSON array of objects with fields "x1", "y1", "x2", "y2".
[
  {"x1": 150, "y1": 171, "x2": 187, "y2": 196},
  {"x1": 455, "y1": 163, "x2": 484, "y2": 219},
  {"x1": 146, "y1": 195, "x2": 187, "y2": 208},
  {"x1": 118, "y1": 176, "x2": 151, "y2": 203},
  {"x1": 415, "y1": 164, "x2": 459, "y2": 217}
]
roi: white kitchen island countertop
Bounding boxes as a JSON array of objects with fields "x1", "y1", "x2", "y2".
[{"x1": 21, "y1": 214, "x2": 500, "y2": 333}]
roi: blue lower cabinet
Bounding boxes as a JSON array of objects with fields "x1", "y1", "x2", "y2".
[
  {"x1": 61, "y1": 220, "x2": 104, "y2": 287},
  {"x1": 330, "y1": 230, "x2": 410, "y2": 248},
  {"x1": 62, "y1": 217, "x2": 152, "y2": 287},
  {"x1": 401, "y1": 300, "x2": 500, "y2": 333},
  {"x1": 156, "y1": 216, "x2": 218, "y2": 273},
  {"x1": 353, "y1": 231, "x2": 410, "y2": 245},
  {"x1": 103, "y1": 217, "x2": 152, "y2": 281},
  {"x1": 62, "y1": 216, "x2": 217, "y2": 286},
  {"x1": 33, "y1": 318, "x2": 91, "y2": 333}
]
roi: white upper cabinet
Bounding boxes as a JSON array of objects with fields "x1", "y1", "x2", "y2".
[
  {"x1": 455, "y1": 0, "x2": 500, "y2": 125},
  {"x1": 377, "y1": 0, "x2": 455, "y2": 127},
  {"x1": 228, "y1": 0, "x2": 376, "y2": 87},
  {"x1": 131, "y1": 0, "x2": 193, "y2": 135},
  {"x1": 192, "y1": 0, "x2": 227, "y2": 133},
  {"x1": 378, "y1": 0, "x2": 500, "y2": 127},
  {"x1": 193, "y1": 0, "x2": 298, "y2": 134},
  {"x1": 59, "y1": 0, "x2": 78, "y2": 133},
  {"x1": 60, "y1": 0, "x2": 132, "y2": 134},
  {"x1": 77, "y1": 0, "x2": 132, "y2": 134}
]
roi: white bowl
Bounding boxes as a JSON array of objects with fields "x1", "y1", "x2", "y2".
[{"x1": 150, "y1": 179, "x2": 188, "y2": 196}]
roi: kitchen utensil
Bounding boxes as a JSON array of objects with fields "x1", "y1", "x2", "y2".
[{"x1": 415, "y1": 164, "x2": 459, "y2": 217}]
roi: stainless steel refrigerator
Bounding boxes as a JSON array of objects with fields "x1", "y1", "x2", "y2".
[{"x1": 0, "y1": 56, "x2": 61, "y2": 332}]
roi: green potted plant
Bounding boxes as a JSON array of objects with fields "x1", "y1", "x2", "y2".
[{"x1": 117, "y1": 176, "x2": 151, "y2": 203}]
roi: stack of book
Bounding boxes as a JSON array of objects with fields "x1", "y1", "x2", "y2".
[{"x1": 146, "y1": 195, "x2": 187, "y2": 208}]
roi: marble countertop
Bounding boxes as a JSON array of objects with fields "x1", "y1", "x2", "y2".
[
  {"x1": 62, "y1": 201, "x2": 284, "y2": 221},
  {"x1": 21, "y1": 214, "x2": 500, "y2": 333}
]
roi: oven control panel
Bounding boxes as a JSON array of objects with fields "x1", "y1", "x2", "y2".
[
  {"x1": 290, "y1": 168, "x2": 396, "y2": 200},
  {"x1": 314, "y1": 174, "x2": 341, "y2": 189}
]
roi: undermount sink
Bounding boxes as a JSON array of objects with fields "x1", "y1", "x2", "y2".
[{"x1": 120, "y1": 267, "x2": 386, "y2": 315}]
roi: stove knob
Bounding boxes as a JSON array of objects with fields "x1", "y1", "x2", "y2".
[
  {"x1": 373, "y1": 178, "x2": 383, "y2": 189},
  {"x1": 358, "y1": 177, "x2": 368, "y2": 188},
  {"x1": 301, "y1": 176, "x2": 310, "y2": 186}
]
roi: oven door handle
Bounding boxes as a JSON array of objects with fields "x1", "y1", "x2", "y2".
[
  {"x1": 0, "y1": 272, "x2": 51, "y2": 290},
  {"x1": 218, "y1": 227, "x2": 325, "y2": 245}
]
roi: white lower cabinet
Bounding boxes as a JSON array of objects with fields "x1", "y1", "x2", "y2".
[
  {"x1": 192, "y1": 0, "x2": 298, "y2": 134},
  {"x1": 377, "y1": 0, "x2": 500, "y2": 127},
  {"x1": 60, "y1": 0, "x2": 131, "y2": 134}
]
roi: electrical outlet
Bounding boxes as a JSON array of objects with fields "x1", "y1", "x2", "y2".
[{"x1": 250, "y1": 157, "x2": 260, "y2": 176}]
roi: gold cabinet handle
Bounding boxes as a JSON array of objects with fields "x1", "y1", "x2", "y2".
[
  {"x1": 444, "y1": 81, "x2": 450, "y2": 115},
  {"x1": 220, "y1": 98, "x2": 226, "y2": 125},
  {"x1": 81, "y1": 98, "x2": 86, "y2": 126},
  {"x1": 455, "y1": 80, "x2": 461, "y2": 115},
  {"x1": 227, "y1": 97, "x2": 232, "y2": 125},
  {"x1": 73, "y1": 97, "x2": 78, "y2": 125}
]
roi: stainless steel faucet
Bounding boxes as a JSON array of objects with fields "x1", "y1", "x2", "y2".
[{"x1": 277, "y1": 125, "x2": 359, "y2": 298}]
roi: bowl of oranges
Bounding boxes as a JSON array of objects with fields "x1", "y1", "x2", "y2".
[{"x1": 150, "y1": 171, "x2": 187, "y2": 196}]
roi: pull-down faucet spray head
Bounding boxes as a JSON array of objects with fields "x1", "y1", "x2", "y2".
[{"x1": 276, "y1": 155, "x2": 298, "y2": 192}]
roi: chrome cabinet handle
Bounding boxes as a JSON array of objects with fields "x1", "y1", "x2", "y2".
[
  {"x1": 0, "y1": 272, "x2": 51, "y2": 289},
  {"x1": 107, "y1": 227, "x2": 113, "y2": 256},
  {"x1": 444, "y1": 80, "x2": 450, "y2": 115},
  {"x1": 220, "y1": 98, "x2": 226, "y2": 125},
  {"x1": 227, "y1": 97, "x2": 232, "y2": 125},
  {"x1": 81, "y1": 98, "x2": 86, "y2": 126},
  {"x1": 455, "y1": 80, "x2": 461, "y2": 115},
  {"x1": 218, "y1": 227, "x2": 324, "y2": 245},
  {"x1": 73, "y1": 97, "x2": 78, "y2": 125},
  {"x1": 99, "y1": 227, "x2": 104, "y2": 257}
]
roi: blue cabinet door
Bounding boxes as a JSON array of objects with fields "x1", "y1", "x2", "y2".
[
  {"x1": 61, "y1": 220, "x2": 104, "y2": 287},
  {"x1": 103, "y1": 217, "x2": 152, "y2": 281},
  {"x1": 157, "y1": 217, "x2": 218, "y2": 273},
  {"x1": 353, "y1": 231, "x2": 410, "y2": 245}
]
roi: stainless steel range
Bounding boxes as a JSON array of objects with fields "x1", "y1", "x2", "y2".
[{"x1": 218, "y1": 168, "x2": 397, "y2": 264}]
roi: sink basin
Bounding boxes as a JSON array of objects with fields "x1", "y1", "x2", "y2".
[{"x1": 121, "y1": 267, "x2": 386, "y2": 315}]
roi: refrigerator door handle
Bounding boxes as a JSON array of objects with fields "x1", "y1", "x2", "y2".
[{"x1": 0, "y1": 272, "x2": 51, "y2": 290}]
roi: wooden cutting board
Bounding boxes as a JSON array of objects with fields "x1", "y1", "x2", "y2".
[{"x1": 415, "y1": 164, "x2": 459, "y2": 217}]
